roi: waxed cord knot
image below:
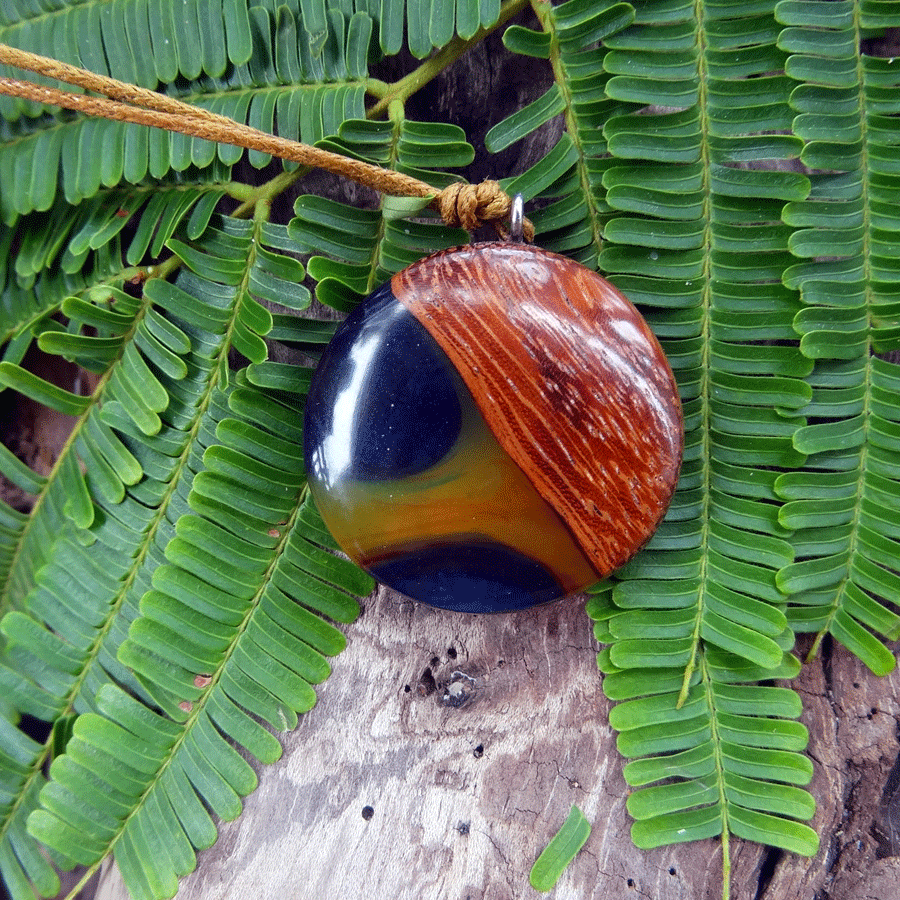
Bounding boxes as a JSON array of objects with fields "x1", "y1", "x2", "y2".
[{"x1": 437, "y1": 181, "x2": 534, "y2": 241}]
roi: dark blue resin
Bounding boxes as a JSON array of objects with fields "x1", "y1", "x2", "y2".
[
  {"x1": 368, "y1": 541, "x2": 563, "y2": 614},
  {"x1": 304, "y1": 283, "x2": 462, "y2": 484}
]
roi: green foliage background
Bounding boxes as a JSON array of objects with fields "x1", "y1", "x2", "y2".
[{"x1": 0, "y1": 0, "x2": 898, "y2": 898}]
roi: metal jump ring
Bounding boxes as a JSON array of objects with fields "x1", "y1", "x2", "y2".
[{"x1": 510, "y1": 194, "x2": 524, "y2": 243}]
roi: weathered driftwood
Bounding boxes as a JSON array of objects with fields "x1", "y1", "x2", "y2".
[{"x1": 93, "y1": 587, "x2": 900, "y2": 900}]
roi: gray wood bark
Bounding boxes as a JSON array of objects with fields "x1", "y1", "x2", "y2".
[{"x1": 94, "y1": 588, "x2": 900, "y2": 900}]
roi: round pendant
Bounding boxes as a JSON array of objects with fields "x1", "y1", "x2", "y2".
[{"x1": 303, "y1": 243, "x2": 682, "y2": 614}]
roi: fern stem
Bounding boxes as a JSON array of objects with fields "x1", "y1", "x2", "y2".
[
  {"x1": 678, "y1": 0, "x2": 714, "y2": 711},
  {"x1": 805, "y1": 1, "x2": 873, "y2": 666},
  {"x1": 677, "y1": 646, "x2": 698, "y2": 709},
  {"x1": 529, "y1": 0, "x2": 604, "y2": 260},
  {"x1": 62, "y1": 865, "x2": 97, "y2": 900},
  {"x1": 700, "y1": 651, "x2": 732, "y2": 900},
  {"x1": 230, "y1": 170, "x2": 305, "y2": 219},
  {"x1": 805, "y1": 628, "x2": 827, "y2": 664},
  {"x1": 367, "y1": 0, "x2": 531, "y2": 118},
  {"x1": 365, "y1": 78, "x2": 392, "y2": 99},
  {"x1": 721, "y1": 831, "x2": 731, "y2": 900}
]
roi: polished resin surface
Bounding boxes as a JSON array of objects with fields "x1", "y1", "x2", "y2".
[{"x1": 304, "y1": 244, "x2": 683, "y2": 613}]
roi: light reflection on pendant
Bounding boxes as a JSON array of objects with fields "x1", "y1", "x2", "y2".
[{"x1": 303, "y1": 243, "x2": 683, "y2": 614}]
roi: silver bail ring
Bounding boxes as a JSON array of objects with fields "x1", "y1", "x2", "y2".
[{"x1": 510, "y1": 194, "x2": 524, "y2": 243}]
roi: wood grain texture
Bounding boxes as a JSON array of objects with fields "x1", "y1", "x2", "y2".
[
  {"x1": 392, "y1": 244, "x2": 683, "y2": 579},
  {"x1": 93, "y1": 597, "x2": 900, "y2": 900},
  {"x1": 91, "y1": 591, "x2": 722, "y2": 900}
]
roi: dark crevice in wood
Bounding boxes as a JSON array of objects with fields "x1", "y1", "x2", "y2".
[
  {"x1": 874, "y1": 720, "x2": 900, "y2": 859},
  {"x1": 754, "y1": 847, "x2": 783, "y2": 900},
  {"x1": 418, "y1": 666, "x2": 436, "y2": 696}
]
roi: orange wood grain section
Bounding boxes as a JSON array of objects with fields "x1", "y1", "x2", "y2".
[{"x1": 392, "y1": 244, "x2": 683, "y2": 578}]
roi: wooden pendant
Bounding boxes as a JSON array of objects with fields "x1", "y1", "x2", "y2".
[{"x1": 303, "y1": 243, "x2": 683, "y2": 613}]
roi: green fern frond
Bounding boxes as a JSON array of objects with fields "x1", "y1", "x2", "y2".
[
  {"x1": 0, "y1": 0, "x2": 251, "y2": 91},
  {"x1": 0, "y1": 2, "x2": 370, "y2": 220},
  {"x1": 549, "y1": 0, "x2": 808, "y2": 696},
  {"x1": 0, "y1": 214, "x2": 270, "y2": 898},
  {"x1": 1, "y1": 206, "x2": 374, "y2": 898},
  {"x1": 290, "y1": 116, "x2": 471, "y2": 307},
  {"x1": 0, "y1": 183, "x2": 230, "y2": 347},
  {"x1": 488, "y1": 0, "x2": 638, "y2": 267},
  {"x1": 498, "y1": 0, "x2": 823, "y2": 877},
  {"x1": 589, "y1": 593, "x2": 819, "y2": 866},
  {"x1": 771, "y1": 0, "x2": 900, "y2": 675},
  {"x1": 30, "y1": 377, "x2": 371, "y2": 900}
]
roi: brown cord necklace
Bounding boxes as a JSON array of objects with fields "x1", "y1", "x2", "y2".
[{"x1": 0, "y1": 43, "x2": 682, "y2": 612}]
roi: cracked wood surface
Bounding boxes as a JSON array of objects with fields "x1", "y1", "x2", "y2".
[{"x1": 94, "y1": 588, "x2": 900, "y2": 900}]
